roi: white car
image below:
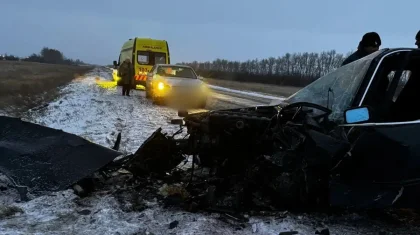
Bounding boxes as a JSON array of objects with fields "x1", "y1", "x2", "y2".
[{"x1": 145, "y1": 64, "x2": 208, "y2": 108}]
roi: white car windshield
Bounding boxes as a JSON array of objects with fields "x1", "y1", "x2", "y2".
[
  {"x1": 156, "y1": 66, "x2": 197, "y2": 79},
  {"x1": 285, "y1": 50, "x2": 383, "y2": 123}
]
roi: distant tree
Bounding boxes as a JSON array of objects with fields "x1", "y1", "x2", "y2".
[
  {"x1": 2, "y1": 54, "x2": 20, "y2": 61},
  {"x1": 40, "y1": 47, "x2": 64, "y2": 64},
  {"x1": 3, "y1": 47, "x2": 86, "y2": 65},
  {"x1": 23, "y1": 53, "x2": 44, "y2": 63}
]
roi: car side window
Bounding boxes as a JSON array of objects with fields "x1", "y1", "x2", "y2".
[
  {"x1": 361, "y1": 52, "x2": 409, "y2": 121},
  {"x1": 385, "y1": 54, "x2": 420, "y2": 122},
  {"x1": 386, "y1": 70, "x2": 412, "y2": 102},
  {"x1": 361, "y1": 51, "x2": 420, "y2": 123}
]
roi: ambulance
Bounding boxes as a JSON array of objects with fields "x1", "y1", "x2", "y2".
[{"x1": 112, "y1": 38, "x2": 170, "y2": 88}]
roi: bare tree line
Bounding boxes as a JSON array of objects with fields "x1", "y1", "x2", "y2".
[
  {"x1": 1, "y1": 47, "x2": 85, "y2": 66},
  {"x1": 179, "y1": 50, "x2": 352, "y2": 87}
]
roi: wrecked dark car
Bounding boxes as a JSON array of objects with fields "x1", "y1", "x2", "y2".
[
  {"x1": 2, "y1": 48, "x2": 420, "y2": 214},
  {"x1": 122, "y1": 48, "x2": 420, "y2": 212}
]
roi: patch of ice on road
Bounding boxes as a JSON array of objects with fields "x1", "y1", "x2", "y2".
[{"x1": 28, "y1": 67, "x2": 181, "y2": 154}]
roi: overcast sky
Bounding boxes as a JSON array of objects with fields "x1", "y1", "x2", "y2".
[{"x1": 1, "y1": 0, "x2": 418, "y2": 65}]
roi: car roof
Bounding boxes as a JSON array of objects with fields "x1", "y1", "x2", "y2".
[
  {"x1": 386, "y1": 47, "x2": 419, "y2": 51},
  {"x1": 380, "y1": 48, "x2": 419, "y2": 55}
]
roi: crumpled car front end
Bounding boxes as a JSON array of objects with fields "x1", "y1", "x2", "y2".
[{"x1": 124, "y1": 100, "x2": 420, "y2": 211}]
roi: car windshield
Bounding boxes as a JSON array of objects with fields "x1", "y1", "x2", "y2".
[
  {"x1": 156, "y1": 66, "x2": 197, "y2": 79},
  {"x1": 284, "y1": 50, "x2": 383, "y2": 123}
]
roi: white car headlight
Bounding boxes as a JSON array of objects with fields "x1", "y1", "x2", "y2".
[{"x1": 158, "y1": 82, "x2": 165, "y2": 90}]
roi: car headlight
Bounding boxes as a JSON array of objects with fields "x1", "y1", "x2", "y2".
[{"x1": 158, "y1": 82, "x2": 165, "y2": 90}]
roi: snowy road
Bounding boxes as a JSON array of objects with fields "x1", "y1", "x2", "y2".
[{"x1": 1, "y1": 67, "x2": 419, "y2": 235}]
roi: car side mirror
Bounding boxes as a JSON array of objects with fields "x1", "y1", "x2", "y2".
[{"x1": 344, "y1": 106, "x2": 370, "y2": 124}]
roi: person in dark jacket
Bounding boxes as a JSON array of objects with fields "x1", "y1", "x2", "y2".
[
  {"x1": 117, "y1": 59, "x2": 134, "y2": 96},
  {"x1": 341, "y1": 32, "x2": 381, "y2": 66},
  {"x1": 415, "y1": 30, "x2": 420, "y2": 48}
]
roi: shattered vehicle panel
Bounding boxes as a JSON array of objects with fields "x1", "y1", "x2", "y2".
[
  {"x1": 0, "y1": 116, "x2": 122, "y2": 197},
  {"x1": 331, "y1": 123, "x2": 420, "y2": 209}
]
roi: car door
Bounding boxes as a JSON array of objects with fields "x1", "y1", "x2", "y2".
[{"x1": 333, "y1": 49, "x2": 420, "y2": 209}]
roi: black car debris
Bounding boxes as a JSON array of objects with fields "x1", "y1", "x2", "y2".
[{"x1": 1, "y1": 48, "x2": 420, "y2": 214}]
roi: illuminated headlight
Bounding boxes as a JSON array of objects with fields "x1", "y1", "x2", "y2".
[{"x1": 158, "y1": 82, "x2": 165, "y2": 90}]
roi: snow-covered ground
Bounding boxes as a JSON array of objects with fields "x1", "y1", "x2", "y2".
[
  {"x1": 26, "y1": 68, "x2": 181, "y2": 155},
  {"x1": 0, "y1": 67, "x2": 419, "y2": 235}
]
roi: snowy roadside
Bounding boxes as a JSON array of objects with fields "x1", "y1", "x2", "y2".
[
  {"x1": 26, "y1": 67, "x2": 181, "y2": 154},
  {"x1": 0, "y1": 67, "x2": 419, "y2": 235}
]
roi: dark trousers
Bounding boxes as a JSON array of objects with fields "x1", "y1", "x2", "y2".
[{"x1": 122, "y1": 84, "x2": 131, "y2": 96}]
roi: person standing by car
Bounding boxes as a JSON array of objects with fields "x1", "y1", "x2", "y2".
[
  {"x1": 117, "y1": 59, "x2": 134, "y2": 96},
  {"x1": 415, "y1": 30, "x2": 420, "y2": 48},
  {"x1": 341, "y1": 32, "x2": 382, "y2": 66}
]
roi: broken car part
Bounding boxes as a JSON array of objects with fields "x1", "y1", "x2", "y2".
[{"x1": 0, "y1": 116, "x2": 123, "y2": 198}]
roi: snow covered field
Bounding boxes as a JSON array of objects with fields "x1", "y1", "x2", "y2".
[{"x1": 0, "y1": 67, "x2": 419, "y2": 235}]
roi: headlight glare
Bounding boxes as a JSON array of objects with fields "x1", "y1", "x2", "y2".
[{"x1": 158, "y1": 82, "x2": 165, "y2": 90}]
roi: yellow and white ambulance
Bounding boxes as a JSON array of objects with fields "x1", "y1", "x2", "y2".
[{"x1": 112, "y1": 38, "x2": 170, "y2": 89}]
